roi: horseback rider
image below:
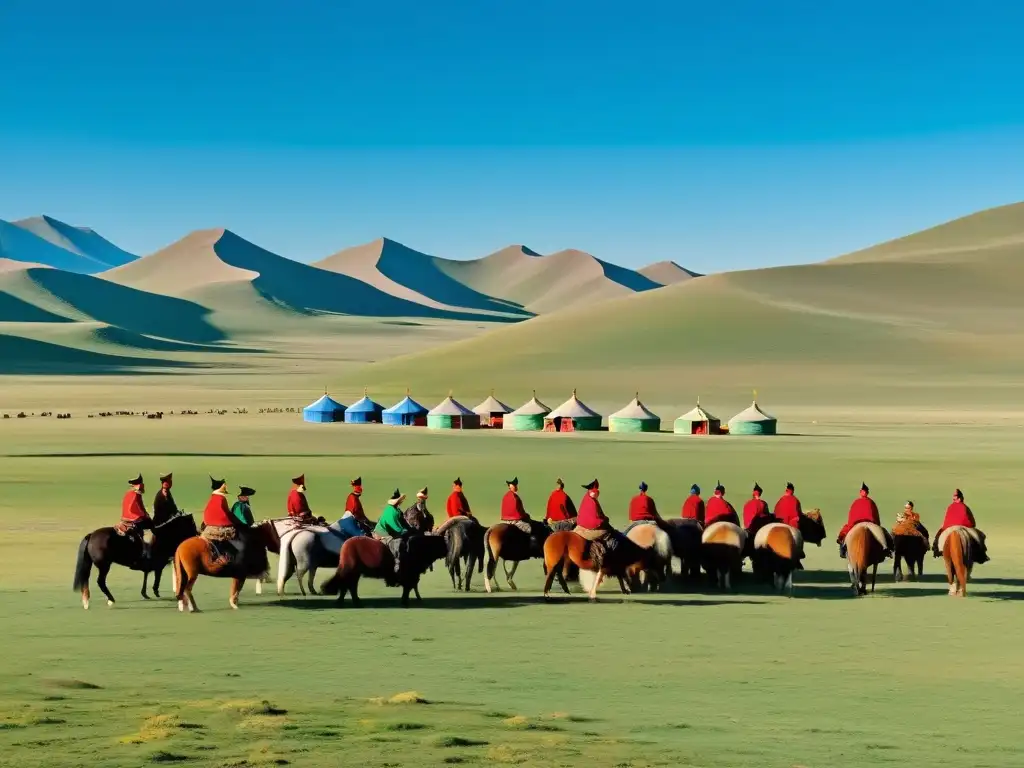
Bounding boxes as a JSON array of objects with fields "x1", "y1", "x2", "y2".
[
  {"x1": 705, "y1": 483, "x2": 739, "y2": 526},
  {"x1": 231, "y1": 486, "x2": 256, "y2": 527},
  {"x1": 743, "y1": 482, "x2": 774, "y2": 530},
  {"x1": 201, "y1": 477, "x2": 244, "y2": 567},
  {"x1": 435, "y1": 478, "x2": 473, "y2": 536},
  {"x1": 574, "y1": 480, "x2": 620, "y2": 564},
  {"x1": 500, "y1": 477, "x2": 533, "y2": 534},
  {"x1": 681, "y1": 484, "x2": 705, "y2": 526},
  {"x1": 287, "y1": 474, "x2": 320, "y2": 526},
  {"x1": 406, "y1": 487, "x2": 431, "y2": 530},
  {"x1": 545, "y1": 478, "x2": 577, "y2": 525},
  {"x1": 628, "y1": 481, "x2": 667, "y2": 528},
  {"x1": 837, "y1": 482, "x2": 884, "y2": 558},
  {"x1": 373, "y1": 489, "x2": 414, "y2": 576},
  {"x1": 120, "y1": 474, "x2": 153, "y2": 546},
  {"x1": 933, "y1": 489, "x2": 988, "y2": 562},
  {"x1": 773, "y1": 482, "x2": 802, "y2": 529},
  {"x1": 342, "y1": 477, "x2": 373, "y2": 536},
  {"x1": 893, "y1": 500, "x2": 928, "y2": 540},
  {"x1": 152, "y1": 473, "x2": 180, "y2": 526}
]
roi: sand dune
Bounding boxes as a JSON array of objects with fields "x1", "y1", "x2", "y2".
[
  {"x1": 0, "y1": 332, "x2": 192, "y2": 375},
  {"x1": 13, "y1": 215, "x2": 136, "y2": 269},
  {"x1": 0, "y1": 219, "x2": 110, "y2": 274},
  {"x1": 639, "y1": 260, "x2": 702, "y2": 285}
]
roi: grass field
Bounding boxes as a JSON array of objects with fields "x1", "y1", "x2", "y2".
[{"x1": 2, "y1": 415, "x2": 1023, "y2": 768}]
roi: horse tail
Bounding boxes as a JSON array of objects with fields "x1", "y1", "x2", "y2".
[
  {"x1": 276, "y1": 535, "x2": 295, "y2": 595},
  {"x1": 320, "y1": 539, "x2": 352, "y2": 595},
  {"x1": 72, "y1": 535, "x2": 92, "y2": 592},
  {"x1": 174, "y1": 547, "x2": 188, "y2": 601}
]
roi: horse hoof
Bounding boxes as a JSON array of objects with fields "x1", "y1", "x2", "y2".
[
  {"x1": 177, "y1": 600, "x2": 185, "y2": 612},
  {"x1": 106, "y1": 600, "x2": 114, "y2": 608},
  {"x1": 229, "y1": 602, "x2": 239, "y2": 610},
  {"x1": 82, "y1": 598, "x2": 90, "y2": 610},
  {"x1": 141, "y1": 592, "x2": 150, "y2": 600},
  {"x1": 153, "y1": 590, "x2": 161, "y2": 598}
]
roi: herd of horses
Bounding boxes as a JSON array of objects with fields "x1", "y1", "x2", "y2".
[{"x1": 71, "y1": 505, "x2": 985, "y2": 611}]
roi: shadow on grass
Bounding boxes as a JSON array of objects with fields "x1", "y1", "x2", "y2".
[
  {"x1": 270, "y1": 594, "x2": 768, "y2": 610},
  {"x1": 5, "y1": 452, "x2": 436, "y2": 459},
  {"x1": 796, "y1": 569, "x2": 1024, "y2": 588}
]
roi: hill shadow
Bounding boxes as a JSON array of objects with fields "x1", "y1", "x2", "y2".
[
  {"x1": 0, "y1": 290, "x2": 76, "y2": 323},
  {"x1": 92, "y1": 326, "x2": 261, "y2": 354},
  {"x1": 0, "y1": 334, "x2": 197, "y2": 375},
  {"x1": 597, "y1": 258, "x2": 662, "y2": 293}
]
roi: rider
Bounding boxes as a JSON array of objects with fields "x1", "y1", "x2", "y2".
[
  {"x1": 373, "y1": 489, "x2": 413, "y2": 576},
  {"x1": 231, "y1": 486, "x2": 256, "y2": 527},
  {"x1": 446, "y1": 478, "x2": 472, "y2": 519},
  {"x1": 406, "y1": 487, "x2": 431, "y2": 530},
  {"x1": 628, "y1": 481, "x2": 666, "y2": 526},
  {"x1": 836, "y1": 482, "x2": 882, "y2": 558},
  {"x1": 500, "y1": 477, "x2": 533, "y2": 535},
  {"x1": 704, "y1": 483, "x2": 739, "y2": 526},
  {"x1": 287, "y1": 474, "x2": 318, "y2": 525},
  {"x1": 343, "y1": 476, "x2": 373, "y2": 535},
  {"x1": 681, "y1": 484, "x2": 705, "y2": 526},
  {"x1": 893, "y1": 500, "x2": 929, "y2": 540},
  {"x1": 574, "y1": 480, "x2": 618, "y2": 559},
  {"x1": 152, "y1": 472, "x2": 180, "y2": 526},
  {"x1": 120, "y1": 474, "x2": 152, "y2": 545},
  {"x1": 933, "y1": 489, "x2": 988, "y2": 562},
  {"x1": 202, "y1": 476, "x2": 242, "y2": 567},
  {"x1": 742, "y1": 482, "x2": 773, "y2": 530},
  {"x1": 545, "y1": 478, "x2": 577, "y2": 525},
  {"x1": 773, "y1": 482, "x2": 803, "y2": 529}
]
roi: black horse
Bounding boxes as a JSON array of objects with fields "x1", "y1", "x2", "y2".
[
  {"x1": 72, "y1": 514, "x2": 198, "y2": 608},
  {"x1": 443, "y1": 518, "x2": 485, "y2": 591}
]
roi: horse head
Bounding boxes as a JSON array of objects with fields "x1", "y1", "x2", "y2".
[
  {"x1": 800, "y1": 508, "x2": 826, "y2": 546},
  {"x1": 254, "y1": 519, "x2": 282, "y2": 554}
]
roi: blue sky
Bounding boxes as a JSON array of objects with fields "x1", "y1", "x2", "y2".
[{"x1": 1, "y1": 0, "x2": 1022, "y2": 271}]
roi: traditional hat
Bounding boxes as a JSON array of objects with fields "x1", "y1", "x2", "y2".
[
  {"x1": 453, "y1": 477, "x2": 462, "y2": 487},
  {"x1": 159, "y1": 472, "x2": 172, "y2": 484},
  {"x1": 715, "y1": 481, "x2": 725, "y2": 494},
  {"x1": 351, "y1": 476, "x2": 362, "y2": 487},
  {"x1": 417, "y1": 486, "x2": 428, "y2": 499},
  {"x1": 239, "y1": 486, "x2": 255, "y2": 497},
  {"x1": 388, "y1": 488, "x2": 405, "y2": 506},
  {"x1": 292, "y1": 474, "x2": 305, "y2": 486},
  {"x1": 210, "y1": 476, "x2": 226, "y2": 491},
  {"x1": 690, "y1": 484, "x2": 700, "y2": 495},
  {"x1": 786, "y1": 482, "x2": 794, "y2": 491},
  {"x1": 904, "y1": 500, "x2": 914, "y2": 508},
  {"x1": 128, "y1": 474, "x2": 143, "y2": 486},
  {"x1": 582, "y1": 479, "x2": 599, "y2": 491},
  {"x1": 506, "y1": 476, "x2": 519, "y2": 487},
  {"x1": 954, "y1": 488, "x2": 964, "y2": 501},
  {"x1": 753, "y1": 482, "x2": 762, "y2": 495},
  {"x1": 860, "y1": 482, "x2": 869, "y2": 494},
  {"x1": 639, "y1": 481, "x2": 648, "y2": 492},
  {"x1": 555, "y1": 477, "x2": 564, "y2": 488}
]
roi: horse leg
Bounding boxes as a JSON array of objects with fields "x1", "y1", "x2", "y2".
[
  {"x1": 152, "y1": 565, "x2": 163, "y2": 598},
  {"x1": 255, "y1": 577, "x2": 262, "y2": 596},
  {"x1": 894, "y1": 554, "x2": 903, "y2": 582},
  {"x1": 230, "y1": 578, "x2": 244, "y2": 609},
  {"x1": 350, "y1": 574, "x2": 362, "y2": 607},
  {"x1": 185, "y1": 576, "x2": 200, "y2": 613},
  {"x1": 464, "y1": 554, "x2": 473, "y2": 592},
  {"x1": 307, "y1": 566, "x2": 318, "y2": 596},
  {"x1": 542, "y1": 553, "x2": 562, "y2": 599},
  {"x1": 784, "y1": 569, "x2": 794, "y2": 596},
  {"x1": 617, "y1": 575, "x2": 632, "y2": 595},
  {"x1": 505, "y1": 560, "x2": 519, "y2": 591},
  {"x1": 401, "y1": 584, "x2": 411, "y2": 607},
  {"x1": 450, "y1": 558, "x2": 460, "y2": 591},
  {"x1": 484, "y1": 541, "x2": 499, "y2": 593},
  {"x1": 97, "y1": 563, "x2": 116, "y2": 606},
  {"x1": 847, "y1": 562, "x2": 860, "y2": 595},
  {"x1": 414, "y1": 582, "x2": 422, "y2": 602},
  {"x1": 141, "y1": 570, "x2": 150, "y2": 599},
  {"x1": 588, "y1": 571, "x2": 605, "y2": 602},
  {"x1": 870, "y1": 564, "x2": 878, "y2": 594}
]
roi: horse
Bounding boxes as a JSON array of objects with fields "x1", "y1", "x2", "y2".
[
  {"x1": 663, "y1": 518, "x2": 704, "y2": 580},
  {"x1": 73, "y1": 513, "x2": 198, "y2": 609},
  {"x1": 173, "y1": 520, "x2": 281, "y2": 612},
  {"x1": 893, "y1": 533, "x2": 928, "y2": 582},
  {"x1": 441, "y1": 517, "x2": 485, "y2": 591},
  {"x1": 750, "y1": 522, "x2": 804, "y2": 595},
  {"x1": 483, "y1": 520, "x2": 551, "y2": 593},
  {"x1": 940, "y1": 526, "x2": 985, "y2": 597},
  {"x1": 701, "y1": 521, "x2": 748, "y2": 589},
  {"x1": 320, "y1": 534, "x2": 448, "y2": 607},
  {"x1": 844, "y1": 521, "x2": 890, "y2": 596},
  {"x1": 276, "y1": 518, "x2": 366, "y2": 596},
  {"x1": 541, "y1": 530, "x2": 655, "y2": 601},
  {"x1": 798, "y1": 508, "x2": 827, "y2": 546},
  {"x1": 623, "y1": 521, "x2": 673, "y2": 589}
]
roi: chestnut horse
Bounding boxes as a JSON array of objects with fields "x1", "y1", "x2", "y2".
[
  {"x1": 940, "y1": 526, "x2": 985, "y2": 597},
  {"x1": 541, "y1": 530, "x2": 654, "y2": 601},
  {"x1": 751, "y1": 522, "x2": 804, "y2": 595},
  {"x1": 701, "y1": 521, "x2": 747, "y2": 589},
  {"x1": 173, "y1": 521, "x2": 280, "y2": 612},
  {"x1": 483, "y1": 521, "x2": 551, "y2": 593},
  {"x1": 623, "y1": 522, "x2": 673, "y2": 589},
  {"x1": 845, "y1": 521, "x2": 890, "y2": 596},
  {"x1": 320, "y1": 534, "x2": 448, "y2": 606}
]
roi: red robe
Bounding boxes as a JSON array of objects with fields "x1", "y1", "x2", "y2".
[
  {"x1": 545, "y1": 489, "x2": 577, "y2": 521},
  {"x1": 628, "y1": 493, "x2": 659, "y2": 522},
  {"x1": 203, "y1": 492, "x2": 233, "y2": 527},
  {"x1": 940, "y1": 501, "x2": 976, "y2": 530},
  {"x1": 500, "y1": 491, "x2": 527, "y2": 521},
  {"x1": 705, "y1": 495, "x2": 738, "y2": 526},
  {"x1": 446, "y1": 490, "x2": 471, "y2": 518},
  {"x1": 287, "y1": 488, "x2": 312, "y2": 518},
  {"x1": 742, "y1": 497, "x2": 770, "y2": 528},
  {"x1": 773, "y1": 491, "x2": 802, "y2": 528},
  {"x1": 681, "y1": 495, "x2": 705, "y2": 525},
  {"x1": 345, "y1": 492, "x2": 366, "y2": 521},
  {"x1": 121, "y1": 490, "x2": 149, "y2": 523},
  {"x1": 577, "y1": 494, "x2": 609, "y2": 529},
  {"x1": 837, "y1": 496, "x2": 880, "y2": 541}
]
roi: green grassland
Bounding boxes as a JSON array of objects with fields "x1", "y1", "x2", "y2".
[{"x1": 2, "y1": 416, "x2": 1023, "y2": 768}]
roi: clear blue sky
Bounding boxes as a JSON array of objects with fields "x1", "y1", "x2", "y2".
[{"x1": 1, "y1": 0, "x2": 1022, "y2": 271}]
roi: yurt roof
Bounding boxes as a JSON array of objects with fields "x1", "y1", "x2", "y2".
[
  {"x1": 509, "y1": 393, "x2": 551, "y2": 416},
  {"x1": 547, "y1": 390, "x2": 601, "y2": 419},
  {"x1": 346, "y1": 393, "x2": 383, "y2": 412},
  {"x1": 677, "y1": 403, "x2": 719, "y2": 422},
  {"x1": 304, "y1": 393, "x2": 346, "y2": 412},
  {"x1": 473, "y1": 394, "x2": 513, "y2": 416},
  {"x1": 610, "y1": 395, "x2": 659, "y2": 420},
  {"x1": 429, "y1": 395, "x2": 476, "y2": 416},
  {"x1": 730, "y1": 400, "x2": 776, "y2": 423},
  {"x1": 383, "y1": 395, "x2": 428, "y2": 415}
]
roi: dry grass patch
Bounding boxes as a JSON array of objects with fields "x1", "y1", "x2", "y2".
[
  {"x1": 221, "y1": 699, "x2": 287, "y2": 716},
  {"x1": 118, "y1": 714, "x2": 181, "y2": 744},
  {"x1": 368, "y1": 690, "x2": 430, "y2": 705}
]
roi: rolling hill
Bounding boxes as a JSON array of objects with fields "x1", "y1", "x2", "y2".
[
  {"x1": 639, "y1": 260, "x2": 702, "y2": 285},
  {"x1": 1, "y1": 219, "x2": 116, "y2": 274},
  {"x1": 12, "y1": 215, "x2": 137, "y2": 269}
]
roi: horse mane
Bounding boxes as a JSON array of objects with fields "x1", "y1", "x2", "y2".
[{"x1": 804, "y1": 508, "x2": 822, "y2": 523}]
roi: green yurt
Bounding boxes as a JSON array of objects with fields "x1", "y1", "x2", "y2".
[
  {"x1": 544, "y1": 389, "x2": 602, "y2": 432},
  {"x1": 503, "y1": 392, "x2": 551, "y2": 431},
  {"x1": 728, "y1": 398, "x2": 778, "y2": 436},
  {"x1": 427, "y1": 394, "x2": 481, "y2": 430},
  {"x1": 674, "y1": 400, "x2": 723, "y2": 435},
  {"x1": 608, "y1": 394, "x2": 661, "y2": 433}
]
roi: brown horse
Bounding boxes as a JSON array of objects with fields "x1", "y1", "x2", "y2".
[
  {"x1": 320, "y1": 534, "x2": 448, "y2": 606},
  {"x1": 701, "y1": 521, "x2": 747, "y2": 589},
  {"x1": 845, "y1": 522, "x2": 889, "y2": 596},
  {"x1": 541, "y1": 530, "x2": 654, "y2": 601},
  {"x1": 623, "y1": 522, "x2": 673, "y2": 589},
  {"x1": 173, "y1": 521, "x2": 280, "y2": 612},
  {"x1": 940, "y1": 526, "x2": 985, "y2": 597},
  {"x1": 893, "y1": 534, "x2": 928, "y2": 582},
  {"x1": 483, "y1": 521, "x2": 550, "y2": 592},
  {"x1": 751, "y1": 522, "x2": 803, "y2": 595},
  {"x1": 798, "y1": 508, "x2": 827, "y2": 546}
]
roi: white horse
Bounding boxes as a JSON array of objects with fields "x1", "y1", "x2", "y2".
[{"x1": 277, "y1": 518, "x2": 359, "y2": 596}]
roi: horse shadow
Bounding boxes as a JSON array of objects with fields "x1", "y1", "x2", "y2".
[
  {"x1": 271, "y1": 594, "x2": 540, "y2": 610},
  {"x1": 803, "y1": 569, "x2": 1024, "y2": 588}
]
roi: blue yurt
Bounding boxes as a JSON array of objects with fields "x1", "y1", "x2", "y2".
[
  {"x1": 344, "y1": 389, "x2": 384, "y2": 424},
  {"x1": 303, "y1": 392, "x2": 346, "y2": 423},
  {"x1": 383, "y1": 392, "x2": 429, "y2": 427}
]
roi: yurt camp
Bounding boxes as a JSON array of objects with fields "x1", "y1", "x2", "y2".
[
  {"x1": 473, "y1": 392, "x2": 513, "y2": 428},
  {"x1": 427, "y1": 394, "x2": 481, "y2": 430},
  {"x1": 674, "y1": 401, "x2": 723, "y2": 435},
  {"x1": 302, "y1": 392, "x2": 346, "y2": 423},
  {"x1": 608, "y1": 394, "x2": 661, "y2": 433},
  {"x1": 544, "y1": 390, "x2": 602, "y2": 432},
  {"x1": 503, "y1": 392, "x2": 551, "y2": 432},
  {"x1": 728, "y1": 398, "x2": 778, "y2": 435},
  {"x1": 344, "y1": 390, "x2": 384, "y2": 424},
  {"x1": 382, "y1": 393, "x2": 429, "y2": 427}
]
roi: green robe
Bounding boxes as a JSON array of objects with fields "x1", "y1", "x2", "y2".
[
  {"x1": 231, "y1": 500, "x2": 254, "y2": 527},
  {"x1": 374, "y1": 504, "x2": 411, "y2": 538}
]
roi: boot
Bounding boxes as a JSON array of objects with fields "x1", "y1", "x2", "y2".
[{"x1": 838, "y1": 542, "x2": 847, "y2": 559}]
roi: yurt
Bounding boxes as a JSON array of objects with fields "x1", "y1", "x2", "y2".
[
  {"x1": 608, "y1": 393, "x2": 661, "y2": 433},
  {"x1": 302, "y1": 392, "x2": 346, "y2": 423},
  {"x1": 473, "y1": 391, "x2": 513, "y2": 428},
  {"x1": 344, "y1": 390, "x2": 384, "y2": 424},
  {"x1": 382, "y1": 393, "x2": 428, "y2": 426},
  {"x1": 503, "y1": 392, "x2": 551, "y2": 432},
  {"x1": 427, "y1": 394, "x2": 481, "y2": 430},
  {"x1": 543, "y1": 389, "x2": 602, "y2": 432},
  {"x1": 674, "y1": 400, "x2": 723, "y2": 435},
  {"x1": 728, "y1": 398, "x2": 778, "y2": 436}
]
